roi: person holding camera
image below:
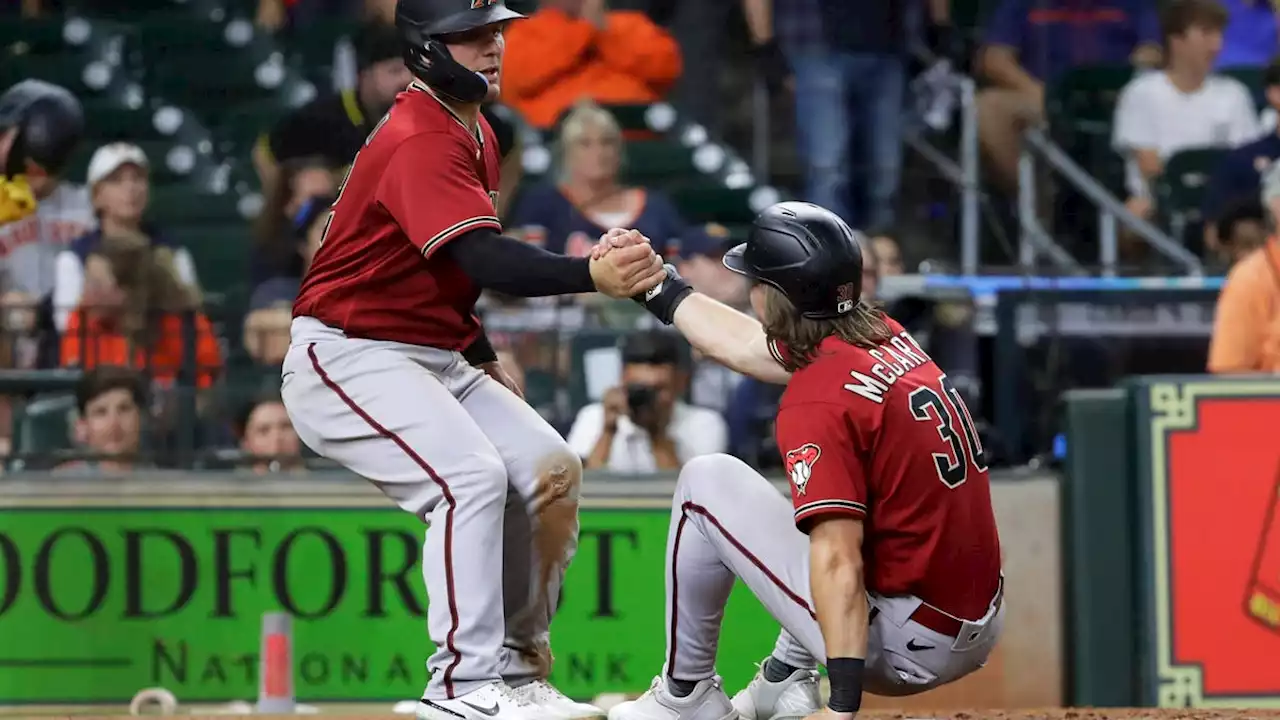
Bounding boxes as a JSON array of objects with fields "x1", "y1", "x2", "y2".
[{"x1": 567, "y1": 331, "x2": 727, "y2": 473}]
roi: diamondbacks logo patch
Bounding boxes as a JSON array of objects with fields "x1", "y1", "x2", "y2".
[
  {"x1": 785, "y1": 443, "x2": 821, "y2": 495},
  {"x1": 471, "y1": 0, "x2": 495, "y2": 8}
]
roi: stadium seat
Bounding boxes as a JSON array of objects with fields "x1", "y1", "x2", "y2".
[
  {"x1": 174, "y1": 223, "x2": 254, "y2": 294},
  {"x1": 1047, "y1": 64, "x2": 1134, "y2": 193},
  {"x1": 1156, "y1": 148, "x2": 1225, "y2": 244},
  {"x1": 669, "y1": 183, "x2": 755, "y2": 224},
  {"x1": 0, "y1": 53, "x2": 93, "y2": 95},
  {"x1": 81, "y1": 101, "x2": 167, "y2": 143},
  {"x1": 623, "y1": 140, "x2": 697, "y2": 184},
  {"x1": 0, "y1": 18, "x2": 71, "y2": 55},
  {"x1": 147, "y1": 187, "x2": 246, "y2": 225},
  {"x1": 11, "y1": 394, "x2": 76, "y2": 460}
]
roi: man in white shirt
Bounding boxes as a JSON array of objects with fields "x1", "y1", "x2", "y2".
[
  {"x1": 1113, "y1": 0, "x2": 1260, "y2": 219},
  {"x1": 566, "y1": 331, "x2": 728, "y2": 474}
]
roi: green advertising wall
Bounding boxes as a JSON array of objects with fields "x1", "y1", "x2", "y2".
[{"x1": 0, "y1": 499, "x2": 781, "y2": 704}]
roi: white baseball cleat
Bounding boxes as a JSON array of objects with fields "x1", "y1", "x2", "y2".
[
  {"x1": 510, "y1": 679, "x2": 606, "y2": 719},
  {"x1": 417, "y1": 681, "x2": 537, "y2": 720},
  {"x1": 607, "y1": 675, "x2": 738, "y2": 720},
  {"x1": 730, "y1": 659, "x2": 821, "y2": 720}
]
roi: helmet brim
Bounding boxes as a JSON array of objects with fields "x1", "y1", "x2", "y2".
[
  {"x1": 721, "y1": 243, "x2": 752, "y2": 277},
  {"x1": 431, "y1": 5, "x2": 525, "y2": 36}
]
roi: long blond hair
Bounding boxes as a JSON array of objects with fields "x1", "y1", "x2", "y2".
[
  {"x1": 89, "y1": 231, "x2": 198, "y2": 344},
  {"x1": 758, "y1": 285, "x2": 893, "y2": 372}
]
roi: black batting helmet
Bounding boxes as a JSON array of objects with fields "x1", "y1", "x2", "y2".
[
  {"x1": 723, "y1": 202, "x2": 867, "y2": 320},
  {"x1": 0, "y1": 80, "x2": 84, "y2": 179},
  {"x1": 396, "y1": 0, "x2": 524, "y2": 104}
]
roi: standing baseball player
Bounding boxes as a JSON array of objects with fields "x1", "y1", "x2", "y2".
[
  {"x1": 599, "y1": 202, "x2": 1005, "y2": 720},
  {"x1": 279, "y1": 2, "x2": 666, "y2": 719}
]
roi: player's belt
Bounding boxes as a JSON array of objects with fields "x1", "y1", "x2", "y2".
[{"x1": 910, "y1": 577, "x2": 1004, "y2": 638}]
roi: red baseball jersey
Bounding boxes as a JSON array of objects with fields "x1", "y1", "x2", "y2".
[
  {"x1": 773, "y1": 316, "x2": 1002, "y2": 620},
  {"x1": 293, "y1": 82, "x2": 503, "y2": 349}
]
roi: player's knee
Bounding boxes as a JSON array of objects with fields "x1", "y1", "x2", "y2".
[
  {"x1": 675, "y1": 453, "x2": 750, "y2": 500},
  {"x1": 533, "y1": 447, "x2": 582, "y2": 512}
]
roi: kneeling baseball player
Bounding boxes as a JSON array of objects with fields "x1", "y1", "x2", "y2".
[{"x1": 605, "y1": 202, "x2": 1005, "y2": 720}]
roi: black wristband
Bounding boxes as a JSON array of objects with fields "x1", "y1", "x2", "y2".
[
  {"x1": 633, "y1": 264, "x2": 694, "y2": 325},
  {"x1": 826, "y1": 657, "x2": 864, "y2": 713},
  {"x1": 461, "y1": 332, "x2": 498, "y2": 366}
]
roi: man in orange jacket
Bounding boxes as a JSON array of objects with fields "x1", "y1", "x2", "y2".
[{"x1": 501, "y1": 0, "x2": 682, "y2": 129}]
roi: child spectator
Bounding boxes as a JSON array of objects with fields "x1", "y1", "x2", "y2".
[
  {"x1": 54, "y1": 365, "x2": 146, "y2": 475},
  {"x1": 61, "y1": 231, "x2": 222, "y2": 390},
  {"x1": 233, "y1": 391, "x2": 304, "y2": 474}
]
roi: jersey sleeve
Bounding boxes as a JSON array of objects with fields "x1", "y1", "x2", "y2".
[
  {"x1": 775, "y1": 401, "x2": 868, "y2": 530},
  {"x1": 376, "y1": 133, "x2": 502, "y2": 259}
]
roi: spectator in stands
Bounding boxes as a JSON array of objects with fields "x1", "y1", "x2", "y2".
[
  {"x1": 976, "y1": 0, "x2": 1162, "y2": 193},
  {"x1": 61, "y1": 231, "x2": 222, "y2": 390},
  {"x1": 566, "y1": 331, "x2": 727, "y2": 473},
  {"x1": 253, "y1": 22, "x2": 409, "y2": 196},
  {"x1": 501, "y1": 0, "x2": 682, "y2": 129},
  {"x1": 1216, "y1": 0, "x2": 1277, "y2": 69},
  {"x1": 776, "y1": 1, "x2": 948, "y2": 228},
  {"x1": 55, "y1": 365, "x2": 146, "y2": 475},
  {"x1": 724, "y1": 280, "x2": 784, "y2": 469},
  {"x1": 1214, "y1": 197, "x2": 1268, "y2": 266},
  {"x1": 1114, "y1": 0, "x2": 1260, "y2": 220},
  {"x1": 1207, "y1": 161, "x2": 1280, "y2": 373},
  {"x1": 508, "y1": 100, "x2": 692, "y2": 259},
  {"x1": 252, "y1": 156, "x2": 337, "y2": 283},
  {"x1": 234, "y1": 392, "x2": 304, "y2": 474},
  {"x1": 668, "y1": 0, "x2": 783, "y2": 137},
  {"x1": 675, "y1": 224, "x2": 748, "y2": 308},
  {"x1": 54, "y1": 142, "x2": 200, "y2": 333},
  {"x1": 1203, "y1": 59, "x2": 1280, "y2": 251},
  {"x1": 245, "y1": 195, "x2": 331, "y2": 367},
  {"x1": 869, "y1": 229, "x2": 905, "y2": 277}
]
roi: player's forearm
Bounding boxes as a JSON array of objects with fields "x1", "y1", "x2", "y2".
[
  {"x1": 810, "y1": 527, "x2": 869, "y2": 660},
  {"x1": 447, "y1": 229, "x2": 595, "y2": 296},
  {"x1": 672, "y1": 293, "x2": 790, "y2": 384}
]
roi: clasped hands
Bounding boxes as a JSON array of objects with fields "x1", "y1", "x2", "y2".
[{"x1": 587, "y1": 228, "x2": 666, "y2": 299}]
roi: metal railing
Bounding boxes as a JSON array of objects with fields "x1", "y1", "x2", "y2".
[{"x1": 1017, "y1": 127, "x2": 1205, "y2": 277}]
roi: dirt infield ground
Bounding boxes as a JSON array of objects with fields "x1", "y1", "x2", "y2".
[{"x1": 9, "y1": 711, "x2": 1280, "y2": 719}]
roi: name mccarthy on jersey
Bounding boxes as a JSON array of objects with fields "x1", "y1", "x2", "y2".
[{"x1": 843, "y1": 329, "x2": 933, "y2": 404}]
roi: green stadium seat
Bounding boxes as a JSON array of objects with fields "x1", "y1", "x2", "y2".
[
  {"x1": 11, "y1": 394, "x2": 76, "y2": 459},
  {"x1": 211, "y1": 98, "x2": 294, "y2": 157},
  {"x1": 1156, "y1": 147, "x2": 1225, "y2": 243},
  {"x1": 146, "y1": 188, "x2": 246, "y2": 225},
  {"x1": 174, "y1": 223, "x2": 254, "y2": 294},
  {"x1": 623, "y1": 140, "x2": 697, "y2": 184},
  {"x1": 1047, "y1": 64, "x2": 1135, "y2": 194},
  {"x1": 81, "y1": 101, "x2": 167, "y2": 143},
  {"x1": 0, "y1": 53, "x2": 91, "y2": 94},
  {"x1": 669, "y1": 183, "x2": 755, "y2": 224},
  {"x1": 147, "y1": 54, "x2": 304, "y2": 112},
  {"x1": 0, "y1": 18, "x2": 70, "y2": 55}
]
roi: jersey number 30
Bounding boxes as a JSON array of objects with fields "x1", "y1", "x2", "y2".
[{"x1": 908, "y1": 373, "x2": 987, "y2": 488}]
